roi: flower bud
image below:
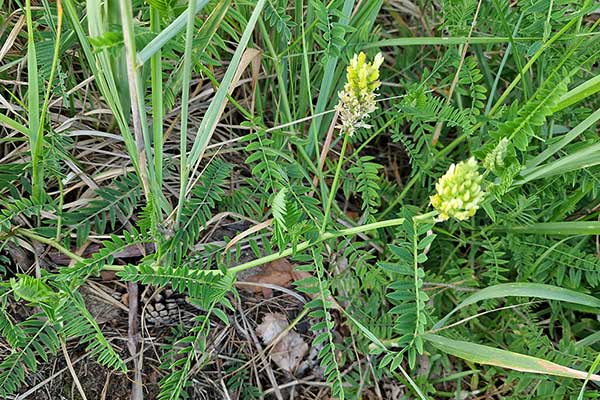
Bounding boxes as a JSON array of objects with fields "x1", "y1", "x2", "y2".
[
  {"x1": 484, "y1": 137, "x2": 509, "y2": 172},
  {"x1": 430, "y1": 157, "x2": 485, "y2": 221}
]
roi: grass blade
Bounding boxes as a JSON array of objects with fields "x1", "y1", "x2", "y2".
[
  {"x1": 526, "y1": 107, "x2": 600, "y2": 168},
  {"x1": 185, "y1": 0, "x2": 267, "y2": 191},
  {"x1": 362, "y1": 34, "x2": 598, "y2": 49},
  {"x1": 555, "y1": 74, "x2": 600, "y2": 112},
  {"x1": 488, "y1": 17, "x2": 578, "y2": 117},
  {"x1": 364, "y1": 36, "x2": 517, "y2": 48},
  {"x1": 519, "y1": 143, "x2": 600, "y2": 183},
  {"x1": 36, "y1": 0, "x2": 63, "y2": 196},
  {"x1": 137, "y1": 0, "x2": 211, "y2": 65},
  {"x1": 25, "y1": 0, "x2": 41, "y2": 201},
  {"x1": 577, "y1": 331, "x2": 600, "y2": 347},
  {"x1": 423, "y1": 333, "x2": 600, "y2": 381},
  {"x1": 119, "y1": 0, "x2": 153, "y2": 200},
  {"x1": 174, "y1": 0, "x2": 198, "y2": 225},
  {"x1": 500, "y1": 221, "x2": 600, "y2": 235},
  {"x1": 0, "y1": 114, "x2": 29, "y2": 136},
  {"x1": 305, "y1": 0, "x2": 355, "y2": 157},
  {"x1": 64, "y1": 0, "x2": 143, "y2": 187},
  {"x1": 434, "y1": 282, "x2": 600, "y2": 330},
  {"x1": 150, "y1": 6, "x2": 164, "y2": 189},
  {"x1": 578, "y1": 352, "x2": 600, "y2": 400}
]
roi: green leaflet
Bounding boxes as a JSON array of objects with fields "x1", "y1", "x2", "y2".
[{"x1": 491, "y1": 72, "x2": 569, "y2": 152}]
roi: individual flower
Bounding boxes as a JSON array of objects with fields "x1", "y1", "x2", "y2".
[
  {"x1": 337, "y1": 52, "x2": 384, "y2": 136},
  {"x1": 430, "y1": 157, "x2": 485, "y2": 221}
]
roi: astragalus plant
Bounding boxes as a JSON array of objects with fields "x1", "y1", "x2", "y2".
[{"x1": 0, "y1": 1, "x2": 599, "y2": 399}]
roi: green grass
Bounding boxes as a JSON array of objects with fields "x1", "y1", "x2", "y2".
[{"x1": 0, "y1": 1, "x2": 599, "y2": 399}]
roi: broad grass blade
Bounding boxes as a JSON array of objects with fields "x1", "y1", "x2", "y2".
[{"x1": 423, "y1": 333, "x2": 600, "y2": 381}]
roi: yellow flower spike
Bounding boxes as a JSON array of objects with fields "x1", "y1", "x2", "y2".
[
  {"x1": 430, "y1": 157, "x2": 485, "y2": 221},
  {"x1": 337, "y1": 52, "x2": 384, "y2": 136}
]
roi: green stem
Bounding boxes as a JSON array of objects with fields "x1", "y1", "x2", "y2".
[
  {"x1": 15, "y1": 211, "x2": 435, "y2": 277},
  {"x1": 55, "y1": 179, "x2": 64, "y2": 242},
  {"x1": 16, "y1": 228, "x2": 123, "y2": 271},
  {"x1": 410, "y1": 217, "x2": 420, "y2": 346},
  {"x1": 16, "y1": 228, "x2": 83, "y2": 263},
  {"x1": 321, "y1": 131, "x2": 350, "y2": 232},
  {"x1": 231, "y1": 212, "x2": 435, "y2": 275}
]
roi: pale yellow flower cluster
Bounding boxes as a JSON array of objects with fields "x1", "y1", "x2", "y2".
[
  {"x1": 430, "y1": 158, "x2": 485, "y2": 221},
  {"x1": 337, "y1": 52, "x2": 384, "y2": 136}
]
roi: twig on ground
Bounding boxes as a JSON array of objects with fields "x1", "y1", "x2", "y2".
[
  {"x1": 127, "y1": 281, "x2": 143, "y2": 400},
  {"x1": 60, "y1": 340, "x2": 88, "y2": 400}
]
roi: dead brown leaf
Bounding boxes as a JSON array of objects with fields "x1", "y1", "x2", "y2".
[
  {"x1": 256, "y1": 313, "x2": 308, "y2": 373},
  {"x1": 239, "y1": 258, "x2": 295, "y2": 297},
  {"x1": 239, "y1": 258, "x2": 341, "y2": 309},
  {"x1": 256, "y1": 313, "x2": 288, "y2": 343},
  {"x1": 100, "y1": 270, "x2": 117, "y2": 281}
]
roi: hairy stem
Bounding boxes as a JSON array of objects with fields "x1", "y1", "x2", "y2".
[
  {"x1": 16, "y1": 229, "x2": 84, "y2": 263},
  {"x1": 16, "y1": 213, "x2": 438, "y2": 276},
  {"x1": 230, "y1": 210, "x2": 437, "y2": 275},
  {"x1": 321, "y1": 131, "x2": 350, "y2": 232}
]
